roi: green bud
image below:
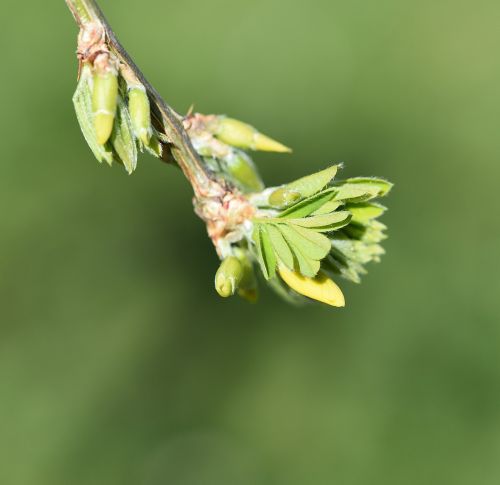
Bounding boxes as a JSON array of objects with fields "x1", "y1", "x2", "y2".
[
  {"x1": 268, "y1": 187, "x2": 301, "y2": 208},
  {"x1": 224, "y1": 151, "x2": 264, "y2": 193},
  {"x1": 215, "y1": 256, "x2": 244, "y2": 298},
  {"x1": 72, "y1": 63, "x2": 114, "y2": 165},
  {"x1": 128, "y1": 86, "x2": 152, "y2": 145},
  {"x1": 213, "y1": 117, "x2": 291, "y2": 153},
  {"x1": 143, "y1": 133, "x2": 163, "y2": 159},
  {"x1": 110, "y1": 95, "x2": 138, "y2": 174},
  {"x1": 253, "y1": 132, "x2": 291, "y2": 153},
  {"x1": 92, "y1": 66, "x2": 118, "y2": 145}
]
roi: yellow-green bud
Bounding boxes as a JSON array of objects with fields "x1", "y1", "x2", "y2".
[
  {"x1": 252, "y1": 132, "x2": 291, "y2": 153},
  {"x1": 225, "y1": 152, "x2": 264, "y2": 192},
  {"x1": 215, "y1": 256, "x2": 244, "y2": 298},
  {"x1": 214, "y1": 117, "x2": 291, "y2": 153},
  {"x1": 92, "y1": 66, "x2": 118, "y2": 145},
  {"x1": 268, "y1": 187, "x2": 301, "y2": 208},
  {"x1": 128, "y1": 86, "x2": 152, "y2": 145}
]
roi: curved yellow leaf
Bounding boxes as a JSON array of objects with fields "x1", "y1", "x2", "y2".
[{"x1": 278, "y1": 266, "x2": 345, "y2": 307}]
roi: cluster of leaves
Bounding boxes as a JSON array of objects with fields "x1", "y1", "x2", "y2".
[
  {"x1": 250, "y1": 166, "x2": 392, "y2": 303},
  {"x1": 68, "y1": 6, "x2": 391, "y2": 307},
  {"x1": 73, "y1": 69, "x2": 391, "y2": 306}
]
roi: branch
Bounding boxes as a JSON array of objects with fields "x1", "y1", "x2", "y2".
[
  {"x1": 64, "y1": 0, "x2": 392, "y2": 307},
  {"x1": 65, "y1": 0, "x2": 223, "y2": 199}
]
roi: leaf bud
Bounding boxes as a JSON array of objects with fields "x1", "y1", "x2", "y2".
[
  {"x1": 92, "y1": 54, "x2": 118, "y2": 145},
  {"x1": 213, "y1": 117, "x2": 291, "y2": 153},
  {"x1": 224, "y1": 151, "x2": 264, "y2": 193},
  {"x1": 268, "y1": 187, "x2": 302, "y2": 208},
  {"x1": 128, "y1": 86, "x2": 152, "y2": 145},
  {"x1": 215, "y1": 256, "x2": 244, "y2": 298}
]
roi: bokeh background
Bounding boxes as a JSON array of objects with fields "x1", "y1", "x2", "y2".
[{"x1": 1, "y1": 0, "x2": 499, "y2": 483}]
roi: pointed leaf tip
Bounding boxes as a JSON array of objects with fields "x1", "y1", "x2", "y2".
[{"x1": 286, "y1": 165, "x2": 339, "y2": 199}]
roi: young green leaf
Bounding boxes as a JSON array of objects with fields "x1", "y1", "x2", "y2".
[
  {"x1": 278, "y1": 189, "x2": 335, "y2": 219},
  {"x1": 267, "y1": 224, "x2": 294, "y2": 270},
  {"x1": 291, "y1": 245, "x2": 321, "y2": 278},
  {"x1": 110, "y1": 95, "x2": 138, "y2": 174},
  {"x1": 285, "y1": 165, "x2": 339, "y2": 198},
  {"x1": 360, "y1": 223, "x2": 388, "y2": 244},
  {"x1": 333, "y1": 184, "x2": 374, "y2": 202},
  {"x1": 278, "y1": 224, "x2": 330, "y2": 261},
  {"x1": 260, "y1": 226, "x2": 277, "y2": 279},
  {"x1": 287, "y1": 211, "x2": 352, "y2": 232},
  {"x1": 253, "y1": 225, "x2": 277, "y2": 280},
  {"x1": 346, "y1": 202, "x2": 386, "y2": 224},
  {"x1": 325, "y1": 251, "x2": 362, "y2": 284},
  {"x1": 271, "y1": 225, "x2": 321, "y2": 277},
  {"x1": 370, "y1": 220, "x2": 388, "y2": 232},
  {"x1": 252, "y1": 227, "x2": 267, "y2": 279},
  {"x1": 346, "y1": 177, "x2": 393, "y2": 197},
  {"x1": 268, "y1": 188, "x2": 302, "y2": 208},
  {"x1": 141, "y1": 132, "x2": 163, "y2": 158},
  {"x1": 311, "y1": 200, "x2": 343, "y2": 216},
  {"x1": 289, "y1": 225, "x2": 332, "y2": 257}
]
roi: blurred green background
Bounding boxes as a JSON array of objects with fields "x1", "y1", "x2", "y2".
[{"x1": 1, "y1": 0, "x2": 499, "y2": 483}]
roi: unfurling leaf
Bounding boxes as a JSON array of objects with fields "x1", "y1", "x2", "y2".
[
  {"x1": 278, "y1": 190, "x2": 336, "y2": 219},
  {"x1": 345, "y1": 177, "x2": 393, "y2": 197},
  {"x1": 333, "y1": 184, "x2": 374, "y2": 202},
  {"x1": 253, "y1": 226, "x2": 277, "y2": 280},
  {"x1": 260, "y1": 226, "x2": 277, "y2": 279},
  {"x1": 287, "y1": 211, "x2": 352, "y2": 232},
  {"x1": 142, "y1": 131, "x2": 163, "y2": 158},
  {"x1": 268, "y1": 188, "x2": 301, "y2": 208},
  {"x1": 346, "y1": 202, "x2": 386, "y2": 224},
  {"x1": 110, "y1": 95, "x2": 138, "y2": 174}
]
